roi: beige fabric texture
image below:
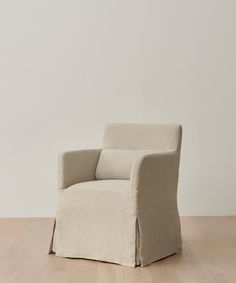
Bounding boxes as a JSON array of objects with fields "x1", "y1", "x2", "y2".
[
  {"x1": 50, "y1": 123, "x2": 182, "y2": 267},
  {"x1": 96, "y1": 149, "x2": 159, "y2": 180}
]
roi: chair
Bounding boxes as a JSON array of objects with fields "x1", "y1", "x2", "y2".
[{"x1": 49, "y1": 123, "x2": 182, "y2": 267}]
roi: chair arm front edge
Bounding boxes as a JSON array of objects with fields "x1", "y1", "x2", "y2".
[{"x1": 58, "y1": 149, "x2": 101, "y2": 190}]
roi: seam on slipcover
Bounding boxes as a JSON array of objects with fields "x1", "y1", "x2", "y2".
[
  {"x1": 48, "y1": 219, "x2": 56, "y2": 254},
  {"x1": 135, "y1": 218, "x2": 141, "y2": 266},
  {"x1": 94, "y1": 150, "x2": 102, "y2": 180},
  {"x1": 177, "y1": 210, "x2": 183, "y2": 251}
]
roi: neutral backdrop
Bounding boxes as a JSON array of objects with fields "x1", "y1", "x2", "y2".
[{"x1": 0, "y1": 0, "x2": 235, "y2": 217}]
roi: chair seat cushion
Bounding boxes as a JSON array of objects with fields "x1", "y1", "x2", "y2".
[{"x1": 68, "y1": 179, "x2": 130, "y2": 194}]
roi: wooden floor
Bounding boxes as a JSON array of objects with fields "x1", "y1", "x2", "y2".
[{"x1": 0, "y1": 217, "x2": 236, "y2": 283}]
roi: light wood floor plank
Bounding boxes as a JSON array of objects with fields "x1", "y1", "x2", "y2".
[
  {"x1": 0, "y1": 256, "x2": 21, "y2": 283},
  {"x1": 12, "y1": 255, "x2": 49, "y2": 283},
  {"x1": 68, "y1": 259, "x2": 97, "y2": 283},
  {"x1": 0, "y1": 219, "x2": 27, "y2": 256},
  {"x1": 42, "y1": 256, "x2": 71, "y2": 283},
  {"x1": 96, "y1": 261, "x2": 124, "y2": 283},
  {"x1": 124, "y1": 265, "x2": 153, "y2": 283},
  {"x1": 5, "y1": 218, "x2": 53, "y2": 257}
]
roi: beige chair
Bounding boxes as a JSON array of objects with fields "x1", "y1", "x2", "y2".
[{"x1": 49, "y1": 123, "x2": 182, "y2": 267}]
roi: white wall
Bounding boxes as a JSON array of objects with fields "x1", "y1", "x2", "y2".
[{"x1": 0, "y1": 0, "x2": 235, "y2": 217}]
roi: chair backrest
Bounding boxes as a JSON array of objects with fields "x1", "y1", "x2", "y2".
[
  {"x1": 95, "y1": 123, "x2": 182, "y2": 180},
  {"x1": 103, "y1": 123, "x2": 182, "y2": 150}
]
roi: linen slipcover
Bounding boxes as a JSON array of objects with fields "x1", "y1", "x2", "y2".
[
  {"x1": 95, "y1": 149, "x2": 160, "y2": 180},
  {"x1": 49, "y1": 123, "x2": 182, "y2": 267}
]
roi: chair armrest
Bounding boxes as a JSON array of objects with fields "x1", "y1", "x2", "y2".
[
  {"x1": 58, "y1": 149, "x2": 101, "y2": 190},
  {"x1": 131, "y1": 151, "x2": 180, "y2": 195}
]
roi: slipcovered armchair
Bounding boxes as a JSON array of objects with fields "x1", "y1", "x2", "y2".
[{"x1": 49, "y1": 123, "x2": 182, "y2": 267}]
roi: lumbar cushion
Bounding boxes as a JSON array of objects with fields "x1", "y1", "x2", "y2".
[{"x1": 95, "y1": 149, "x2": 157, "y2": 180}]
